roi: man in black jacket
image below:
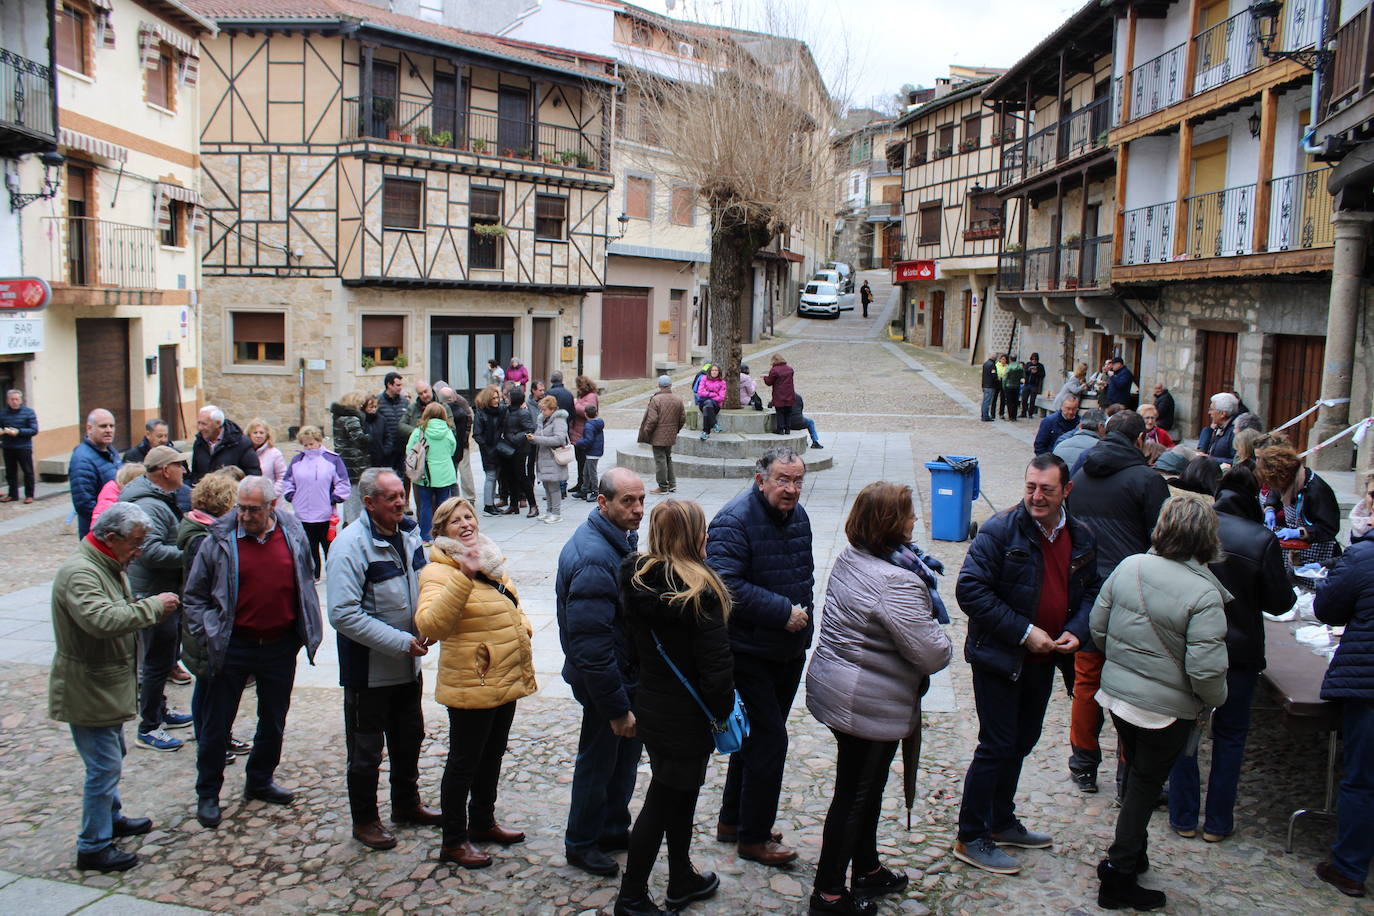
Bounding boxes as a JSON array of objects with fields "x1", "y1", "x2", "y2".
[
  {"x1": 189, "y1": 406, "x2": 261, "y2": 485},
  {"x1": 1151, "y1": 383, "x2": 1175, "y2": 432},
  {"x1": 1065, "y1": 410, "x2": 1169, "y2": 794},
  {"x1": 123, "y1": 419, "x2": 169, "y2": 464},
  {"x1": 980, "y1": 354, "x2": 1000, "y2": 422},
  {"x1": 1167, "y1": 467, "x2": 1294, "y2": 840},
  {"x1": 377, "y1": 372, "x2": 410, "y2": 487},
  {"x1": 1034, "y1": 395, "x2": 1080, "y2": 456},
  {"x1": 954, "y1": 453, "x2": 1098, "y2": 875},
  {"x1": 706, "y1": 447, "x2": 814, "y2": 867},
  {"x1": 547, "y1": 371, "x2": 576, "y2": 415}
]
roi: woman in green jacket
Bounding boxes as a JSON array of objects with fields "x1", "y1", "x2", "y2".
[
  {"x1": 407, "y1": 401, "x2": 458, "y2": 539},
  {"x1": 1089, "y1": 494, "x2": 1229, "y2": 912}
]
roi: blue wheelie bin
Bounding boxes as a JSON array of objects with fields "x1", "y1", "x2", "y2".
[{"x1": 925, "y1": 455, "x2": 980, "y2": 541}]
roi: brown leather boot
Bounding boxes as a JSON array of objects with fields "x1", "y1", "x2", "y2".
[
  {"x1": 526, "y1": 505, "x2": 539, "y2": 518},
  {"x1": 715, "y1": 822, "x2": 782, "y2": 843},
  {"x1": 353, "y1": 821, "x2": 398, "y2": 850},
  {"x1": 393, "y1": 804, "x2": 442, "y2": 826},
  {"x1": 440, "y1": 841, "x2": 492, "y2": 869},
  {"x1": 738, "y1": 839, "x2": 798, "y2": 866},
  {"x1": 470, "y1": 824, "x2": 525, "y2": 845}
]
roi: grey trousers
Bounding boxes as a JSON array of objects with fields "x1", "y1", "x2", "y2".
[{"x1": 652, "y1": 446, "x2": 675, "y2": 490}]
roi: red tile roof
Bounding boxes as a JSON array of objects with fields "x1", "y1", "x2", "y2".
[{"x1": 184, "y1": 0, "x2": 616, "y2": 82}]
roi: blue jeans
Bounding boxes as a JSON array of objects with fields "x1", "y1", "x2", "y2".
[
  {"x1": 415, "y1": 484, "x2": 453, "y2": 539},
  {"x1": 1168, "y1": 668, "x2": 1258, "y2": 836},
  {"x1": 1331, "y1": 700, "x2": 1374, "y2": 884},
  {"x1": 803, "y1": 418, "x2": 821, "y2": 445},
  {"x1": 980, "y1": 387, "x2": 996, "y2": 421},
  {"x1": 69, "y1": 724, "x2": 126, "y2": 854},
  {"x1": 565, "y1": 690, "x2": 643, "y2": 853},
  {"x1": 958, "y1": 661, "x2": 1055, "y2": 841}
]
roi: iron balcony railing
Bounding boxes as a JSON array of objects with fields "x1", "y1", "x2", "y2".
[
  {"x1": 1185, "y1": 183, "x2": 1256, "y2": 259},
  {"x1": 0, "y1": 47, "x2": 55, "y2": 140},
  {"x1": 996, "y1": 97, "x2": 1111, "y2": 189},
  {"x1": 997, "y1": 251, "x2": 1024, "y2": 290},
  {"x1": 1120, "y1": 201, "x2": 1176, "y2": 265},
  {"x1": 1000, "y1": 235, "x2": 1114, "y2": 292},
  {"x1": 344, "y1": 97, "x2": 606, "y2": 170},
  {"x1": 998, "y1": 139, "x2": 1026, "y2": 187},
  {"x1": 1127, "y1": 43, "x2": 1186, "y2": 121},
  {"x1": 1081, "y1": 234, "x2": 1113, "y2": 286},
  {"x1": 1268, "y1": 168, "x2": 1335, "y2": 251},
  {"x1": 44, "y1": 217, "x2": 158, "y2": 290},
  {"x1": 1022, "y1": 245, "x2": 1056, "y2": 290},
  {"x1": 1192, "y1": 9, "x2": 1263, "y2": 96}
]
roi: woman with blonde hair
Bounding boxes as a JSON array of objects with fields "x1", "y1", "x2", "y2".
[
  {"x1": 406, "y1": 401, "x2": 457, "y2": 538},
  {"x1": 806, "y1": 482, "x2": 952, "y2": 915},
  {"x1": 416, "y1": 496, "x2": 536, "y2": 869},
  {"x1": 1053, "y1": 363, "x2": 1089, "y2": 411},
  {"x1": 92, "y1": 463, "x2": 146, "y2": 525},
  {"x1": 245, "y1": 418, "x2": 286, "y2": 492},
  {"x1": 281, "y1": 425, "x2": 349, "y2": 578},
  {"x1": 528, "y1": 394, "x2": 569, "y2": 524},
  {"x1": 1090, "y1": 495, "x2": 1229, "y2": 910},
  {"x1": 614, "y1": 498, "x2": 734, "y2": 916}
]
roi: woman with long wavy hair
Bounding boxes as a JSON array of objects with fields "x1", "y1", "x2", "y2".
[{"x1": 614, "y1": 499, "x2": 735, "y2": 916}]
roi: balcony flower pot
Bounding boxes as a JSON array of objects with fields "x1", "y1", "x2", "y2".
[
  {"x1": 1064, "y1": 277, "x2": 1079, "y2": 289},
  {"x1": 473, "y1": 224, "x2": 508, "y2": 239},
  {"x1": 387, "y1": 129, "x2": 401, "y2": 141},
  {"x1": 934, "y1": 146, "x2": 953, "y2": 158},
  {"x1": 399, "y1": 132, "x2": 414, "y2": 144},
  {"x1": 393, "y1": 352, "x2": 409, "y2": 369},
  {"x1": 416, "y1": 126, "x2": 435, "y2": 146},
  {"x1": 434, "y1": 131, "x2": 453, "y2": 148},
  {"x1": 471, "y1": 139, "x2": 488, "y2": 154}
]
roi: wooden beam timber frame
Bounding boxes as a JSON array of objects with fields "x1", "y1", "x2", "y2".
[
  {"x1": 1120, "y1": 6, "x2": 1138, "y2": 125},
  {"x1": 1113, "y1": 142, "x2": 1129, "y2": 266},
  {"x1": 1252, "y1": 86, "x2": 1278, "y2": 253},
  {"x1": 1173, "y1": 119, "x2": 1193, "y2": 257}
]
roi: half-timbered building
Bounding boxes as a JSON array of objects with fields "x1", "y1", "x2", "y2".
[
  {"x1": 896, "y1": 74, "x2": 1014, "y2": 360},
  {"x1": 187, "y1": 0, "x2": 617, "y2": 426}
]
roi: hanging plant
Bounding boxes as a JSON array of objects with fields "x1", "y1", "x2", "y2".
[{"x1": 473, "y1": 223, "x2": 508, "y2": 239}]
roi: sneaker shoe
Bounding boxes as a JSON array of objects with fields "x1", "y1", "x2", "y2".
[
  {"x1": 136, "y1": 728, "x2": 183, "y2": 752},
  {"x1": 543, "y1": 514, "x2": 563, "y2": 524},
  {"x1": 1070, "y1": 768, "x2": 1098, "y2": 793},
  {"x1": 953, "y1": 836, "x2": 1020, "y2": 874},
  {"x1": 700, "y1": 432, "x2": 709, "y2": 440},
  {"x1": 229, "y1": 736, "x2": 251, "y2": 755},
  {"x1": 811, "y1": 442, "x2": 824, "y2": 449},
  {"x1": 168, "y1": 664, "x2": 193, "y2": 685},
  {"x1": 990, "y1": 820, "x2": 1052, "y2": 849},
  {"x1": 163, "y1": 709, "x2": 193, "y2": 730}
]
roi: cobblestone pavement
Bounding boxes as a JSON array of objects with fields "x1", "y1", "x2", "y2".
[{"x1": 0, "y1": 271, "x2": 1364, "y2": 915}]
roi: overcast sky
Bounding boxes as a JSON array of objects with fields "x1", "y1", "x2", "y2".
[{"x1": 644, "y1": 0, "x2": 1087, "y2": 111}]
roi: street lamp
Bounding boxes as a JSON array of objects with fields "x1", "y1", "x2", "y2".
[
  {"x1": 7, "y1": 149, "x2": 65, "y2": 212},
  {"x1": 616, "y1": 212, "x2": 630, "y2": 238},
  {"x1": 1249, "y1": 1, "x2": 1330, "y2": 70}
]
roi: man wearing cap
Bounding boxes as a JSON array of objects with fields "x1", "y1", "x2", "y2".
[
  {"x1": 637, "y1": 376, "x2": 685, "y2": 495},
  {"x1": 119, "y1": 446, "x2": 192, "y2": 752}
]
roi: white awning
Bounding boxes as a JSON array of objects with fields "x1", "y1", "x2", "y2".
[
  {"x1": 156, "y1": 182, "x2": 201, "y2": 205},
  {"x1": 58, "y1": 128, "x2": 129, "y2": 164}
]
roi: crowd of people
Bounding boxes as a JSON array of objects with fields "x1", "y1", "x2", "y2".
[{"x1": 28, "y1": 350, "x2": 1374, "y2": 915}]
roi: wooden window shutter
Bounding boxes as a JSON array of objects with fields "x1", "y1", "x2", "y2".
[
  {"x1": 362, "y1": 315, "x2": 405, "y2": 349},
  {"x1": 471, "y1": 188, "x2": 501, "y2": 222},
  {"x1": 382, "y1": 178, "x2": 423, "y2": 229},
  {"x1": 233, "y1": 312, "x2": 285, "y2": 344}
]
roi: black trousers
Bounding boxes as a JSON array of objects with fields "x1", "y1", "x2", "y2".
[
  {"x1": 442, "y1": 702, "x2": 517, "y2": 845},
  {"x1": 502, "y1": 451, "x2": 536, "y2": 509},
  {"x1": 300, "y1": 521, "x2": 330, "y2": 579},
  {"x1": 572, "y1": 445, "x2": 588, "y2": 491},
  {"x1": 137, "y1": 609, "x2": 182, "y2": 734},
  {"x1": 719, "y1": 654, "x2": 804, "y2": 843},
  {"x1": 197, "y1": 633, "x2": 300, "y2": 802},
  {"x1": 773, "y1": 405, "x2": 795, "y2": 435},
  {"x1": 622, "y1": 774, "x2": 704, "y2": 898},
  {"x1": 1109, "y1": 715, "x2": 1194, "y2": 875},
  {"x1": 344, "y1": 678, "x2": 426, "y2": 824},
  {"x1": 3, "y1": 449, "x2": 35, "y2": 499},
  {"x1": 1002, "y1": 388, "x2": 1020, "y2": 420},
  {"x1": 814, "y1": 729, "x2": 899, "y2": 893}
]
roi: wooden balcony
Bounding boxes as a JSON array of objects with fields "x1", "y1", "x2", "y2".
[
  {"x1": 997, "y1": 235, "x2": 1112, "y2": 292},
  {"x1": 996, "y1": 97, "x2": 1112, "y2": 191}
]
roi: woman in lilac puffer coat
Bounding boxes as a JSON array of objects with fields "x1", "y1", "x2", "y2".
[{"x1": 281, "y1": 425, "x2": 350, "y2": 579}]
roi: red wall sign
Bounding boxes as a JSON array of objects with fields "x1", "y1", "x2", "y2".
[
  {"x1": 0, "y1": 278, "x2": 51, "y2": 312},
  {"x1": 892, "y1": 260, "x2": 935, "y2": 284}
]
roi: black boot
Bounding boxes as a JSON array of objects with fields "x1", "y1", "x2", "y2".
[
  {"x1": 1097, "y1": 858, "x2": 1166, "y2": 911},
  {"x1": 613, "y1": 891, "x2": 670, "y2": 916}
]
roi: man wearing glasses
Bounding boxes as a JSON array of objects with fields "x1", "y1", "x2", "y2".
[
  {"x1": 184, "y1": 476, "x2": 323, "y2": 829},
  {"x1": 706, "y1": 446, "x2": 814, "y2": 866}
]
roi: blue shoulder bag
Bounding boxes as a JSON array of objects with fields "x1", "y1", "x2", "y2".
[{"x1": 650, "y1": 630, "x2": 750, "y2": 754}]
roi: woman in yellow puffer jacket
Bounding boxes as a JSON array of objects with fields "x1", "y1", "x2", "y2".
[{"x1": 416, "y1": 496, "x2": 537, "y2": 870}]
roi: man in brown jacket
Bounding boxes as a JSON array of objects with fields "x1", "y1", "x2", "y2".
[{"x1": 638, "y1": 376, "x2": 685, "y2": 494}]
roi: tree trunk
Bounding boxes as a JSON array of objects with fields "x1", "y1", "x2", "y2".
[{"x1": 708, "y1": 203, "x2": 772, "y2": 408}]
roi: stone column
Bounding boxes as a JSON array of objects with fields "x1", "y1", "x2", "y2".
[{"x1": 1310, "y1": 210, "x2": 1374, "y2": 470}]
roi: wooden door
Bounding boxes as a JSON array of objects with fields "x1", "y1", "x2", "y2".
[
  {"x1": 882, "y1": 224, "x2": 901, "y2": 267},
  {"x1": 601, "y1": 289, "x2": 650, "y2": 379},
  {"x1": 1191, "y1": 138, "x2": 1228, "y2": 196},
  {"x1": 1268, "y1": 335, "x2": 1324, "y2": 450},
  {"x1": 1197, "y1": 330, "x2": 1238, "y2": 436},
  {"x1": 371, "y1": 62, "x2": 399, "y2": 136},
  {"x1": 498, "y1": 86, "x2": 530, "y2": 153},
  {"x1": 432, "y1": 72, "x2": 463, "y2": 141},
  {"x1": 531, "y1": 317, "x2": 552, "y2": 386},
  {"x1": 930, "y1": 290, "x2": 945, "y2": 348},
  {"x1": 76, "y1": 318, "x2": 131, "y2": 451},
  {"x1": 961, "y1": 289, "x2": 973, "y2": 349},
  {"x1": 158, "y1": 344, "x2": 181, "y2": 440}
]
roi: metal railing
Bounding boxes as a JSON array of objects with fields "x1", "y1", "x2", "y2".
[
  {"x1": 344, "y1": 97, "x2": 605, "y2": 169},
  {"x1": 1120, "y1": 201, "x2": 1175, "y2": 265},
  {"x1": 1281, "y1": 0, "x2": 1323, "y2": 52},
  {"x1": 1059, "y1": 96, "x2": 1111, "y2": 160},
  {"x1": 998, "y1": 139, "x2": 1025, "y2": 187},
  {"x1": 1184, "y1": 184, "x2": 1256, "y2": 258},
  {"x1": 1059, "y1": 243, "x2": 1080, "y2": 287},
  {"x1": 1327, "y1": 9, "x2": 1368, "y2": 109},
  {"x1": 1082, "y1": 234, "x2": 1112, "y2": 285},
  {"x1": 1024, "y1": 123, "x2": 1060, "y2": 179},
  {"x1": 0, "y1": 47, "x2": 55, "y2": 138},
  {"x1": 43, "y1": 217, "x2": 158, "y2": 289},
  {"x1": 998, "y1": 251, "x2": 1024, "y2": 290},
  {"x1": 1127, "y1": 43, "x2": 1186, "y2": 121},
  {"x1": 1022, "y1": 245, "x2": 1056, "y2": 290},
  {"x1": 1193, "y1": 9, "x2": 1263, "y2": 96},
  {"x1": 1268, "y1": 168, "x2": 1335, "y2": 251},
  {"x1": 865, "y1": 202, "x2": 899, "y2": 218},
  {"x1": 996, "y1": 98, "x2": 1111, "y2": 188}
]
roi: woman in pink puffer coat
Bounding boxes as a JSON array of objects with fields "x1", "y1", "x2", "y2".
[{"x1": 695, "y1": 364, "x2": 727, "y2": 440}]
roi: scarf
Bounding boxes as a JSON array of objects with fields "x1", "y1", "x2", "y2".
[
  {"x1": 434, "y1": 533, "x2": 507, "y2": 581},
  {"x1": 885, "y1": 543, "x2": 950, "y2": 624}
]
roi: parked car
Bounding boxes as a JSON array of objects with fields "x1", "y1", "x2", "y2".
[
  {"x1": 811, "y1": 268, "x2": 843, "y2": 288},
  {"x1": 823, "y1": 261, "x2": 854, "y2": 292},
  {"x1": 799, "y1": 280, "x2": 844, "y2": 318}
]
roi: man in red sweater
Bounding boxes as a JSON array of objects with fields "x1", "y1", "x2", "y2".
[{"x1": 184, "y1": 476, "x2": 323, "y2": 830}]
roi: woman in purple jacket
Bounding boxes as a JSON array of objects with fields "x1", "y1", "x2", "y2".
[{"x1": 281, "y1": 425, "x2": 350, "y2": 579}]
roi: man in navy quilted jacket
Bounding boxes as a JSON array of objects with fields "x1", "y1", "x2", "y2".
[{"x1": 706, "y1": 446, "x2": 814, "y2": 867}]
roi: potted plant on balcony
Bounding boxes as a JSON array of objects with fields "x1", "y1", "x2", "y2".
[
  {"x1": 434, "y1": 130, "x2": 453, "y2": 148},
  {"x1": 1063, "y1": 232, "x2": 1082, "y2": 246},
  {"x1": 557, "y1": 150, "x2": 579, "y2": 166},
  {"x1": 471, "y1": 138, "x2": 488, "y2": 154},
  {"x1": 473, "y1": 223, "x2": 508, "y2": 239},
  {"x1": 934, "y1": 145, "x2": 953, "y2": 159},
  {"x1": 393, "y1": 352, "x2": 409, "y2": 369},
  {"x1": 361, "y1": 354, "x2": 376, "y2": 370},
  {"x1": 959, "y1": 137, "x2": 979, "y2": 152},
  {"x1": 574, "y1": 151, "x2": 594, "y2": 168},
  {"x1": 416, "y1": 126, "x2": 435, "y2": 147}
]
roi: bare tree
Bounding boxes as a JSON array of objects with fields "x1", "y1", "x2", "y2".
[{"x1": 619, "y1": 8, "x2": 847, "y2": 405}]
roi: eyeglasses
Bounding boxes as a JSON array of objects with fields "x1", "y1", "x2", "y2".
[
  {"x1": 769, "y1": 475, "x2": 803, "y2": 489},
  {"x1": 236, "y1": 503, "x2": 270, "y2": 514}
]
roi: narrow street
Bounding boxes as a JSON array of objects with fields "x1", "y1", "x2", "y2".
[{"x1": 0, "y1": 268, "x2": 1347, "y2": 916}]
